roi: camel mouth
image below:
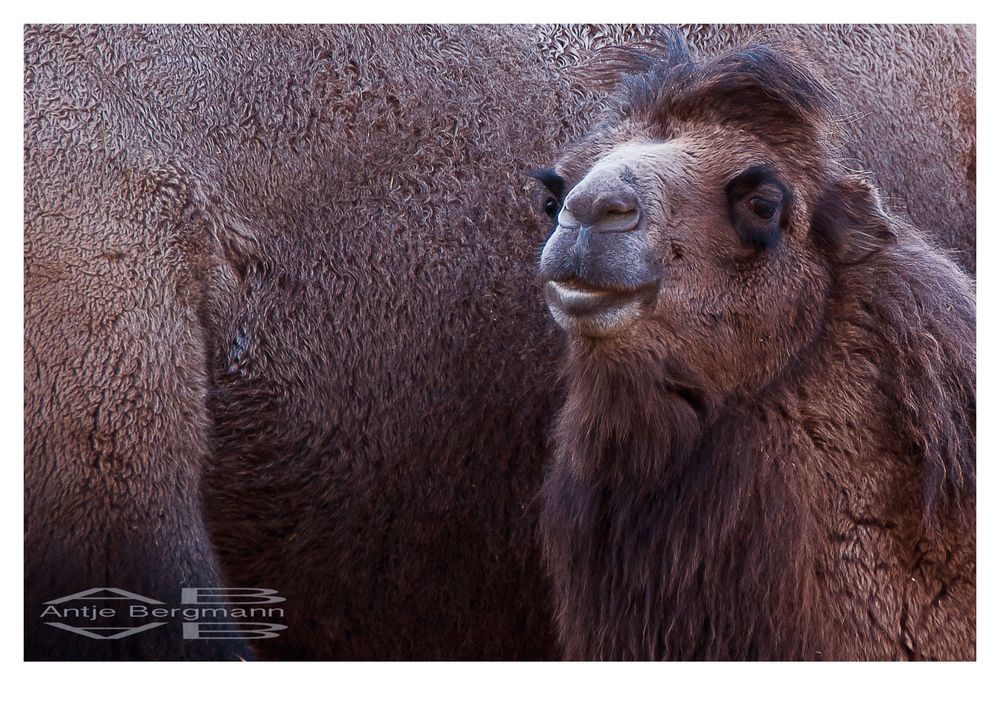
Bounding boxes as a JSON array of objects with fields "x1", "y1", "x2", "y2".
[{"x1": 543, "y1": 280, "x2": 657, "y2": 337}]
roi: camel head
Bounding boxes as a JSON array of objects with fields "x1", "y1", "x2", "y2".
[{"x1": 533, "y1": 40, "x2": 896, "y2": 398}]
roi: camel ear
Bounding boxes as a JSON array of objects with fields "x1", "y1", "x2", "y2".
[{"x1": 811, "y1": 175, "x2": 895, "y2": 264}]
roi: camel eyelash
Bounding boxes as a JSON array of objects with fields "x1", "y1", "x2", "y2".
[{"x1": 528, "y1": 168, "x2": 568, "y2": 201}]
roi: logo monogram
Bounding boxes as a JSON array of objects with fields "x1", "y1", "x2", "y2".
[{"x1": 40, "y1": 587, "x2": 287, "y2": 640}]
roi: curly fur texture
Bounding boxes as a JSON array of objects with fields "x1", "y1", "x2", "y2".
[{"x1": 24, "y1": 25, "x2": 974, "y2": 660}]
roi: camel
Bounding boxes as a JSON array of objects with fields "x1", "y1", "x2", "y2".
[{"x1": 535, "y1": 39, "x2": 975, "y2": 660}]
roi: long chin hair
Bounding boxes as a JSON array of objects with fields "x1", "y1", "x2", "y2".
[{"x1": 540, "y1": 341, "x2": 825, "y2": 660}]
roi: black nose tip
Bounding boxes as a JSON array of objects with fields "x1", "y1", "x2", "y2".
[{"x1": 563, "y1": 189, "x2": 641, "y2": 229}]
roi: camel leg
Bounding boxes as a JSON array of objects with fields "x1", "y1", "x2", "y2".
[{"x1": 24, "y1": 165, "x2": 252, "y2": 660}]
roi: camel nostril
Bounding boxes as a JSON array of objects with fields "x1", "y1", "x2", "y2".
[
  {"x1": 562, "y1": 190, "x2": 642, "y2": 231},
  {"x1": 601, "y1": 195, "x2": 639, "y2": 217}
]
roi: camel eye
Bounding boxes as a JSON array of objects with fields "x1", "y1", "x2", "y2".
[
  {"x1": 748, "y1": 197, "x2": 778, "y2": 220},
  {"x1": 529, "y1": 168, "x2": 567, "y2": 223},
  {"x1": 726, "y1": 166, "x2": 790, "y2": 250}
]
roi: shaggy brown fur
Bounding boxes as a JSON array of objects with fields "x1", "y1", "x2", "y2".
[
  {"x1": 537, "y1": 39, "x2": 975, "y2": 660},
  {"x1": 24, "y1": 25, "x2": 974, "y2": 660}
]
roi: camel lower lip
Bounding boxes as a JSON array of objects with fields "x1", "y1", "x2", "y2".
[
  {"x1": 543, "y1": 281, "x2": 653, "y2": 338},
  {"x1": 545, "y1": 281, "x2": 650, "y2": 317}
]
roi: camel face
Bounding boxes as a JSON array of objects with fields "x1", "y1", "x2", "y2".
[{"x1": 537, "y1": 116, "x2": 831, "y2": 397}]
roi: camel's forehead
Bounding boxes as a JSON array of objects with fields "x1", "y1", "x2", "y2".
[
  {"x1": 557, "y1": 140, "x2": 694, "y2": 185},
  {"x1": 558, "y1": 127, "x2": 793, "y2": 193}
]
